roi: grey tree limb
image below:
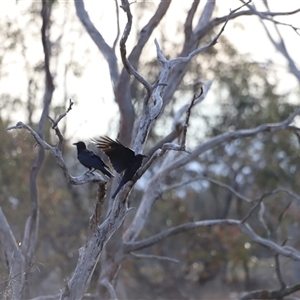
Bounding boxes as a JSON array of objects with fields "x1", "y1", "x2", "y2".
[
  {"x1": 239, "y1": 283, "x2": 300, "y2": 299},
  {"x1": 6, "y1": 100, "x2": 113, "y2": 298},
  {"x1": 112, "y1": 0, "x2": 120, "y2": 51},
  {"x1": 116, "y1": 0, "x2": 171, "y2": 145},
  {"x1": 20, "y1": 2, "x2": 55, "y2": 297},
  {"x1": 125, "y1": 107, "x2": 300, "y2": 242},
  {"x1": 73, "y1": 0, "x2": 119, "y2": 90},
  {"x1": 99, "y1": 278, "x2": 118, "y2": 300},
  {"x1": 6, "y1": 122, "x2": 107, "y2": 186},
  {"x1": 129, "y1": 252, "x2": 180, "y2": 263},
  {"x1": 119, "y1": 0, "x2": 151, "y2": 90},
  {"x1": 132, "y1": 15, "x2": 223, "y2": 154},
  {"x1": 258, "y1": 5, "x2": 300, "y2": 82},
  {"x1": 163, "y1": 1, "x2": 300, "y2": 105},
  {"x1": 124, "y1": 218, "x2": 300, "y2": 262},
  {"x1": 60, "y1": 200, "x2": 131, "y2": 299}
]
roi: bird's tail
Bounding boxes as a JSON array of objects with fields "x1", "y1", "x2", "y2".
[{"x1": 112, "y1": 182, "x2": 123, "y2": 198}]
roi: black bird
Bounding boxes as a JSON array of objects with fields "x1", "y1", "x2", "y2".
[
  {"x1": 73, "y1": 141, "x2": 114, "y2": 178},
  {"x1": 94, "y1": 136, "x2": 148, "y2": 198}
]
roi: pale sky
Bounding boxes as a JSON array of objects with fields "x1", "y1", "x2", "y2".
[{"x1": 0, "y1": 1, "x2": 299, "y2": 141}]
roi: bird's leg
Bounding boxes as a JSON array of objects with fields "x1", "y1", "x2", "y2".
[{"x1": 84, "y1": 168, "x2": 93, "y2": 175}]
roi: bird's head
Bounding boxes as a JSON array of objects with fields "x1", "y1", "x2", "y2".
[{"x1": 73, "y1": 141, "x2": 86, "y2": 150}]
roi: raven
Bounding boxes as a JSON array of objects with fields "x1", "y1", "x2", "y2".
[
  {"x1": 94, "y1": 136, "x2": 148, "y2": 198},
  {"x1": 73, "y1": 141, "x2": 114, "y2": 178}
]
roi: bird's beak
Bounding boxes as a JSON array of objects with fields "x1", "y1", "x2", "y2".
[{"x1": 73, "y1": 142, "x2": 77, "y2": 146}]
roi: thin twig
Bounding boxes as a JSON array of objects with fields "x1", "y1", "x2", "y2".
[
  {"x1": 239, "y1": 282, "x2": 300, "y2": 299},
  {"x1": 180, "y1": 87, "x2": 203, "y2": 149},
  {"x1": 258, "y1": 202, "x2": 271, "y2": 238},
  {"x1": 184, "y1": 0, "x2": 200, "y2": 38},
  {"x1": 47, "y1": 98, "x2": 74, "y2": 129},
  {"x1": 274, "y1": 200, "x2": 292, "y2": 236},
  {"x1": 119, "y1": 0, "x2": 152, "y2": 92},
  {"x1": 274, "y1": 253, "x2": 286, "y2": 290},
  {"x1": 6, "y1": 122, "x2": 108, "y2": 186},
  {"x1": 74, "y1": 0, "x2": 120, "y2": 90},
  {"x1": 169, "y1": 1, "x2": 252, "y2": 69},
  {"x1": 100, "y1": 278, "x2": 118, "y2": 300},
  {"x1": 241, "y1": 188, "x2": 300, "y2": 223},
  {"x1": 129, "y1": 252, "x2": 180, "y2": 263},
  {"x1": 47, "y1": 99, "x2": 74, "y2": 151},
  {"x1": 112, "y1": 0, "x2": 120, "y2": 51},
  {"x1": 241, "y1": 0, "x2": 300, "y2": 36},
  {"x1": 125, "y1": 218, "x2": 300, "y2": 262},
  {"x1": 20, "y1": 3, "x2": 55, "y2": 297},
  {"x1": 0, "y1": 263, "x2": 35, "y2": 286}
]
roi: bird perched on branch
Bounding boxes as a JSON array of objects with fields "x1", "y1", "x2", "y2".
[
  {"x1": 73, "y1": 141, "x2": 114, "y2": 178},
  {"x1": 94, "y1": 136, "x2": 148, "y2": 198}
]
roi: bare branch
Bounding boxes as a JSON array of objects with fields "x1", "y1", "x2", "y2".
[
  {"x1": 241, "y1": 0, "x2": 300, "y2": 35},
  {"x1": 30, "y1": 294, "x2": 61, "y2": 300},
  {"x1": 124, "y1": 219, "x2": 239, "y2": 253},
  {"x1": 60, "y1": 200, "x2": 131, "y2": 299},
  {"x1": 169, "y1": 1, "x2": 252, "y2": 69},
  {"x1": 129, "y1": 252, "x2": 180, "y2": 263},
  {"x1": 274, "y1": 200, "x2": 292, "y2": 235},
  {"x1": 47, "y1": 98, "x2": 73, "y2": 129},
  {"x1": 184, "y1": 0, "x2": 200, "y2": 38},
  {"x1": 128, "y1": 0, "x2": 171, "y2": 68},
  {"x1": 20, "y1": 3, "x2": 55, "y2": 297},
  {"x1": 74, "y1": 0, "x2": 119, "y2": 90},
  {"x1": 180, "y1": 87, "x2": 203, "y2": 149},
  {"x1": 125, "y1": 218, "x2": 300, "y2": 262},
  {"x1": 146, "y1": 126, "x2": 184, "y2": 158},
  {"x1": 164, "y1": 107, "x2": 300, "y2": 176},
  {"x1": 47, "y1": 99, "x2": 74, "y2": 151},
  {"x1": 244, "y1": 1, "x2": 300, "y2": 82},
  {"x1": 112, "y1": 0, "x2": 120, "y2": 51},
  {"x1": 163, "y1": 2, "x2": 300, "y2": 104},
  {"x1": 194, "y1": 0, "x2": 216, "y2": 34},
  {"x1": 172, "y1": 80, "x2": 213, "y2": 130},
  {"x1": 100, "y1": 278, "x2": 118, "y2": 300},
  {"x1": 240, "y1": 222, "x2": 300, "y2": 261},
  {"x1": 242, "y1": 188, "x2": 300, "y2": 224},
  {"x1": 195, "y1": 175, "x2": 252, "y2": 203},
  {"x1": 126, "y1": 107, "x2": 300, "y2": 241},
  {"x1": 274, "y1": 253, "x2": 286, "y2": 290},
  {"x1": 258, "y1": 202, "x2": 271, "y2": 238},
  {"x1": 196, "y1": 6, "x2": 300, "y2": 41},
  {"x1": 119, "y1": 0, "x2": 152, "y2": 91},
  {"x1": 132, "y1": 40, "x2": 169, "y2": 153},
  {"x1": 143, "y1": 80, "x2": 212, "y2": 159},
  {"x1": 116, "y1": 0, "x2": 171, "y2": 144},
  {"x1": 239, "y1": 283, "x2": 300, "y2": 300},
  {"x1": 119, "y1": 0, "x2": 134, "y2": 76},
  {"x1": 6, "y1": 122, "x2": 108, "y2": 186},
  {"x1": 241, "y1": 197, "x2": 263, "y2": 224}
]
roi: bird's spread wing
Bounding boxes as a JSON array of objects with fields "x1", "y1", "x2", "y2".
[{"x1": 94, "y1": 136, "x2": 135, "y2": 173}]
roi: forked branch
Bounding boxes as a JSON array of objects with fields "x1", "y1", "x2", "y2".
[{"x1": 119, "y1": 0, "x2": 152, "y2": 92}]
